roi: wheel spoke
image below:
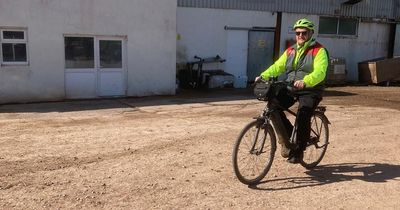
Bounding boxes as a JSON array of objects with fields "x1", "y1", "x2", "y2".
[
  {"x1": 233, "y1": 120, "x2": 276, "y2": 185},
  {"x1": 301, "y1": 112, "x2": 329, "y2": 169}
]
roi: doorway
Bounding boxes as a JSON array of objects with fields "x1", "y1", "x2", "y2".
[
  {"x1": 225, "y1": 29, "x2": 275, "y2": 84},
  {"x1": 64, "y1": 36, "x2": 126, "y2": 99},
  {"x1": 247, "y1": 30, "x2": 275, "y2": 81}
]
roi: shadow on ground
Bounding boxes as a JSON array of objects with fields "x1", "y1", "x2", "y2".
[
  {"x1": 0, "y1": 88, "x2": 357, "y2": 113},
  {"x1": 250, "y1": 162, "x2": 400, "y2": 191},
  {"x1": 0, "y1": 89, "x2": 251, "y2": 113},
  {"x1": 323, "y1": 89, "x2": 357, "y2": 97}
]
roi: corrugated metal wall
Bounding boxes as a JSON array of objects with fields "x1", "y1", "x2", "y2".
[
  {"x1": 339, "y1": 0, "x2": 395, "y2": 19},
  {"x1": 178, "y1": 0, "x2": 400, "y2": 21},
  {"x1": 275, "y1": 0, "x2": 338, "y2": 15},
  {"x1": 395, "y1": 1, "x2": 400, "y2": 20},
  {"x1": 178, "y1": 0, "x2": 276, "y2": 11}
]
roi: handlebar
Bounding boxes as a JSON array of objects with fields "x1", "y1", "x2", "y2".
[
  {"x1": 192, "y1": 55, "x2": 226, "y2": 63},
  {"x1": 194, "y1": 55, "x2": 202, "y2": 60},
  {"x1": 256, "y1": 78, "x2": 298, "y2": 94}
]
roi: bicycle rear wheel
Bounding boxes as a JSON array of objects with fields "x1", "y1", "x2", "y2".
[
  {"x1": 232, "y1": 120, "x2": 276, "y2": 185},
  {"x1": 301, "y1": 111, "x2": 329, "y2": 169}
]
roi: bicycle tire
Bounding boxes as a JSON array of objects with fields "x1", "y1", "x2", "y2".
[
  {"x1": 232, "y1": 120, "x2": 276, "y2": 185},
  {"x1": 300, "y1": 111, "x2": 329, "y2": 169}
]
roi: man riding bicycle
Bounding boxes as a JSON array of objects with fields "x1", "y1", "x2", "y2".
[{"x1": 255, "y1": 18, "x2": 329, "y2": 164}]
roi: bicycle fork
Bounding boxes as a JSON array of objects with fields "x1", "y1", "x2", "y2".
[
  {"x1": 289, "y1": 117, "x2": 299, "y2": 148},
  {"x1": 249, "y1": 118, "x2": 270, "y2": 155}
]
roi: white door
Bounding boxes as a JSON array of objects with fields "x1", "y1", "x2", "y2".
[
  {"x1": 65, "y1": 36, "x2": 126, "y2": 98},
  {"x1": 65, "y1": 36, "x2": 97, "y2": 99},
  {"x1": 97, "y1": 38, "x2": 125, "y2": 97},
  {"x1": 226, "y1": 30, "x2": 248, "y2": 87},
  {"x1": 247, "y1": 30, "x2": 275, "y2": 81}
]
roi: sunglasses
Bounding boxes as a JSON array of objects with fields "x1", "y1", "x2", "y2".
[{"x1": 295, "y1": 31, "x2": 308, "y2": 36}]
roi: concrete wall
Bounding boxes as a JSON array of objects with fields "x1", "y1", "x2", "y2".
[
  {"x1": 0, "y1": 0, "x2": 176, "y2": 103},
  {"x1": 281, "y1": 13, "x2": 390, "y2": 82},
  {"x1": 177, "y1": 7, "x2": 276, "y2": 70}
]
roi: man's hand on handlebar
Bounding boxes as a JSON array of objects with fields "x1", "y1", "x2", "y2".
[
  {"x1": 255, "y1": 76, "x2": 262, "y2": 83},
  {"x1": 293, "y1": 80, "x2": 306, "y2": 90}
]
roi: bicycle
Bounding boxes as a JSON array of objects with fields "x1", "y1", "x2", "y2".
[
  {"x1": 232, "y1": 79, "x2": 330, "y2": 185},
  {"x1": 182, "y1": 55, "x2": 226, "y2": 89}
]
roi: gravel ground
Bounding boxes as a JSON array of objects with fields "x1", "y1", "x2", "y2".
[{"x1": 0, "y1": 86, "x2": 400, "y2": 209}]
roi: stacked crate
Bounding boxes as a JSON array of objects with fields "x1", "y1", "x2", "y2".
[
  {"x1": 358, "y1": 57, "x2": 400, "y2": 84},
  {"x1": 326, "y1": 58, "x2": 346, "y2": 85}
]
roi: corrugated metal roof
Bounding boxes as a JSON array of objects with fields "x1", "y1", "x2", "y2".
[{"x1": 178, "y1": 0, "x2": 400, "y2": 21}]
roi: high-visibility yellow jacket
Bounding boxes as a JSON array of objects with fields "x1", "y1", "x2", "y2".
[{"x1": 260, "y1": 38, "x2": 328, "y2": 88}]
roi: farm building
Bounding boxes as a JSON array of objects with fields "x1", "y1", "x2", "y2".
[
  {"x1": 1, "y1": 0, "x2": 400, "y2": 103},
  {"x1": 0, "y1": 0, "x2": 176, "y2": 104},
  {"x1": 177, "y1": 0, "x2": 400, "y2": 86}
]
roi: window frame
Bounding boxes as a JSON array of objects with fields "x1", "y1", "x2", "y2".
[
  {"x1": 318, "y1": 16, "x2": 359, "y2": 38},
  {"x1": 64, "y1": 35, "x2": 95, "y2": 69},
  {"x1": 0, "y1": 28, "x2": 29, "y2": 65}
]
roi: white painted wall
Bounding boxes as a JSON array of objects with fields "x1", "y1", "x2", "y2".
[
  {"x1": 0, "y1": 0, "x2": 176, "y2": 103},
  {"x1": 226, "y1": 30, "x2": 249, "y2": 78},
  {"x1": 177, "y1": 7, "x2": 276, "y2": 75},
  {"x1": 281, "y1": 13, "x2": 390, "y2": 81}
]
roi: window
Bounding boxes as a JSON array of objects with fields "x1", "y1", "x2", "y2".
[
  {"x1": 64, "y1": 37, "x2": 94, "y2": 68},
  {"x1": 100, "y1": 40, "x2": 122, "y2": 68},
  {"x1": 318, "y1": 17, "x2": 358, "y2": 36},
  {"x1": 1, "y1": 29, "x2": 28, "y2": 65}
]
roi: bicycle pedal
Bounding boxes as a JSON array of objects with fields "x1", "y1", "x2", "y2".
[
  {"x1": 287, "y1": 156, "x2": 302, "y2": 164},
  {"x1": 309, "y1": 136, "x2": 319, "y2": 143}
]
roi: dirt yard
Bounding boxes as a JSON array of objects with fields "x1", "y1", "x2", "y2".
[{"x1": 1, "y1": 86, "x2": 400, "y2": 209}]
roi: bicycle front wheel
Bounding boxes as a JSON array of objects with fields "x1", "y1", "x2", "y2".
[
  {"x1": 301, "y1": 111, "x2": 329, "y2": 169},
  {"x1": 232, "y1": 120, "x2": 276, "y2": 185}
]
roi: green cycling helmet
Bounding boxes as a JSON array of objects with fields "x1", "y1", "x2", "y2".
[{"x1": 293, "y1": 18, "x2": 315, "y2": 31}]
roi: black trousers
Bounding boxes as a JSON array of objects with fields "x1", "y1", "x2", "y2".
[{"x1": 269, "y1": 88, "x2": 322, "y2": 151}]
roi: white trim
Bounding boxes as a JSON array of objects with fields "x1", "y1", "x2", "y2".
[
  {"x1": 0, "y1": 28, "x2": 29, "y2": 65},
  {"x1": 1, "y1": 61, "x2": 29, "y2": 66},
  {"x1": 65, "y1": 68, "x2": 96, "y2": 73},
  {"x1": 1, "y1": 29, "x2": 26, "y2": 42}
]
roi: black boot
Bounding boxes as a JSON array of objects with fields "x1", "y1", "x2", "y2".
[{"x1": 287, "y1": 149, "x2": 303, "y2": 164}]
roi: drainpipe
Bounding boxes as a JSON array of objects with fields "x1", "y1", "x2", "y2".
[
  {"x1": 273, "y1": 12, "x2": 282, "y2": 61},
  {"x1": 388, "y1": 23, "x2": 396, "y2": 58}
]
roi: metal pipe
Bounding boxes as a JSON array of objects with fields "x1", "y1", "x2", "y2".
[
  {"x1": 388, "y1": 23, "x2": 396, "y2": 58},
  {"x1": 273, "y1": 12, "x2": 282, "y2": 61},
  {"x1": 224, "y1": 25, "x2": 275, "y2": 31}
]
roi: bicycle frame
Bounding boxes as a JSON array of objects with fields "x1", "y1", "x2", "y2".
[{"x1": 256, "y1": 96, "x2": 329, "y2": 152}]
